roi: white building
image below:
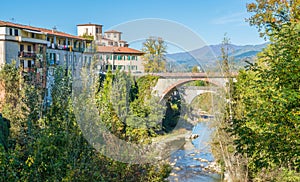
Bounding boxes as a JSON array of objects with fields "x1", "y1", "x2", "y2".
[
  {"x1": 76, "y1": 23, "x2": 103, "y2": 42},
  {"x1": 77, "y1": 24, "x2": 128, "y2": 47},
  {"x1": 0, "y1": 20, "x2": 96, "y2": 106},
  {"x1": 95, "y1": 46, "x2": 144, "y2": 73},
  {"x1": 0, "y1": 20, "x2": 48, "y2": 87}
]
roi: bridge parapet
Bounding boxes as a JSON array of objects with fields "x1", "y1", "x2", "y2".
[
  {"x1": 131, "y1": 72, "x2": 235, "y2": 102},
  {"x1": 132, "y1": 72, "x2": 237, "y2": 79}
]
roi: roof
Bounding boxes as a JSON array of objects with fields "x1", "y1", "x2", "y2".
[
  {"x1": 77, "y1": 23, "x2": 102, "y2": 27},
  {"x1": 0, "y1": 20, "x2": 85, "y2": 40},
  {"x1": 101, "y1": 37, "x2": 114, "y2": 42},
  {"x1": 104, "y1": 30, "x2": 122, "y2": 33},
  {"x1": 97, "y1": 46, "x2": 144, "y2": 55}
]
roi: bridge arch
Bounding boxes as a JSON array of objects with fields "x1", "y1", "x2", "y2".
[
  {"x1": 188, "y1": 90, "x2": 218, "y2": 105},
  {"x1": 158, "y1": 78, "x2": 223, "y2": 103}
]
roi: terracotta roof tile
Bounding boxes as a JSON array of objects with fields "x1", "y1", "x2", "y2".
[
  {"x1": 104, "y1": 30, "x2": 122, "y2": 33},
  {"x1": 97, "y1": 46, "x2": 143, "y2": 55},
  {"x1": 101, "y1": 37, "x2": 114, "y2": 41},
  {"x1": 77, "y1": 23, "x2": 102, "y2": 27},
  {"x1": 0, "y1": 20, "x2": 85, "y2": 40}
]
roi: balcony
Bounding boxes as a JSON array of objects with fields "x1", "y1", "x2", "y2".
[
  {"x1": 18, "y1": 51, "x2": 37, "y2": 59},
  {"x1": 84, "y1": 48, "x2": 96, "y2": 53},
  {"x1": 72, "y1": 47, "x2": 85, "y2": 52},
  {"x1": 47, "y1": 43, "x2": 84, "y2": 52},
  {"x1": 19, "y1": 36, "x2": 48, "y2": 45}
]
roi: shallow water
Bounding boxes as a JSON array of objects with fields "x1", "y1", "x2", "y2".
[{"x1": 168, "y1": 122, "x2": 222, "y2": 182}]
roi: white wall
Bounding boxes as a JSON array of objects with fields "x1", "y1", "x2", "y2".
[
  {"x1": 77, "y1": 25, "x2": 95, "y2": 37},
  {"x1": 0, "y1": 41, "x2": 5, "y2": 65},
  {"x1": 0, "y1": 27, "x2": 6, "y2": 35}
]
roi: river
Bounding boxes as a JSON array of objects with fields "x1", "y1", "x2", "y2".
[{"x1": 167, "y1": 122, "x2": 222, "y2": 182}]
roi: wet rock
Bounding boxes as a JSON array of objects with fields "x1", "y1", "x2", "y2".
[
  {"x1": 189, "y1": 134, "x2": 199, "y2": 139},
  {"x1": 174, "y1": 166, "x2": 182, "y2": 171},
  {"x1": 189, "y1": 153, "x2": 196, "y2": 156},
  {"x1": 170, "y1": 172, "x2": 178, "y2": 177},
  {"x1": 193, "y1": 157, "x2": 209, "y2": 163}
]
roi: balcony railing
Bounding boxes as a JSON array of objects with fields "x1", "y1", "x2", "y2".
[
  {"x1": 18, "y1": 51, "x2": 37, "y2": 59},
  {"x1": 84, "y1": 48, "x2": 96, "y2": 53},
  {"x1": 47, "y1": 43, "x2": 84, "y2": 52}
]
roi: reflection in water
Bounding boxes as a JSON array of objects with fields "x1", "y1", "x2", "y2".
[{"x1": 168, "y1": 122, "x2": 221, "y2": 182}]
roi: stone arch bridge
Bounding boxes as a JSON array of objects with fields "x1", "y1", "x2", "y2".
[
  {"x1": 178, "y1": 86, "x2": 218, "y2": 104},
  {"x1": 132, "y1": 72, "x2": 235, "y2": 103}
]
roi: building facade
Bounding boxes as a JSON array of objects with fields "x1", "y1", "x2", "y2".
[
  {"x1": 77, "y1": 23, "x2": 144, "y2": 73},
  {"x1": 95, "y1": 46, "x2": 144, "y2": 72},
  {"x1": 0, "y1": 20, "x2": 145, "y2": 105},
  {"x1": 0, "y1": 21, "x2": 48, "y2": 87}
]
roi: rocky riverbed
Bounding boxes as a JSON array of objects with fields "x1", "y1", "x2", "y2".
[{"x1": 167, "y1": 122, "x2": 222, "y2": 182}]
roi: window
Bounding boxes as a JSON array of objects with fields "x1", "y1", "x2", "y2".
[
  {"x1": 27, "y1": 45, "x2": 32, "y2": 52},
  {"x1": 14, "y1": 29, "x2": 18, "y2": 36},
  {"x1": 24, "y1": 60, "x2": 28, "y2": 68},
  {"x1": 20, "y1": 60, "x2": 24, "y2": 68},
  {"x1": 31, "y1": 33, "x2": 35, "y2": 38},
  {"x1": 96, "y1": 28, "x2": 99, "y2": 34},
  {"x1": 39, "y1": 45, "x2": 43, "y2": 53},
  {"x1": 49, "y1": 53, "x2": 56, "y2": 65},
  {"x1": 85, "y1": 28, "x2": 88, "y2": 34},
  {"x1": 28, "y1": 60, "x2": 32, "y2": 68},
  {"x1": 114, "y1": 33, "x2": 117, "y2": 38},
  {"x1": 84, "y1": 56, "x2": 87, "y2": 66},
  {"x1": 20, "y1": 44, "x2": 24, "y2": 52},
  {"x1": 69, "y1": 55, "x2": 72, "y2": 65},
  {"x1": 9, "y1": 28, "x2": 13, "y2": 35}
]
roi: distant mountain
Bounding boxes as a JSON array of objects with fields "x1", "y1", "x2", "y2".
[{"x1": 166, "y1": 43, "x2": 268, "y2": 69}]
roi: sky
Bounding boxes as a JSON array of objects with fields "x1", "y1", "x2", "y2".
[{"x1": 0, "y1": 0, "x2": 266, "y2": 52}]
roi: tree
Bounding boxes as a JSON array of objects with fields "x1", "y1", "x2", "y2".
[
  {"x1": 142, "y1": 37, "x2": 167, "y2": 73},
  {"x1": 191, "y1": 66, "x2": 200, "y2": 73},
  {"x1": 247, "y1": 0, "x2": 300, "y2": 37},
  {"x1": 0, "y1": 65, "x2": 171, "y2": 181},
  {"x1": 225, "y1": 1, "x2": 300, "y2": 180},
  {"x1": 211, "y1": 36, "x2": 249, "y2": 181},
  {"x1": 0, "y1": 61, "x2": 28, "y2": 145}
]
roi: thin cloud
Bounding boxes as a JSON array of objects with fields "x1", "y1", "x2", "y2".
[{"x1": 212, "y1": 12, "x2": 248, "y2": 25}]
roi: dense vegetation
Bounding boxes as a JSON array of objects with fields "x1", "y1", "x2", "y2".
[
  {"x1": 0, "y1": 65, "x2": 172, "y2": 181},
  {"x1": 212, "y1": 0, "x2": 300, "y2": 181}
]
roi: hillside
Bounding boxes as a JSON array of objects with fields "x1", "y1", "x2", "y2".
[{"x1": 166, "y1": 43, "x2": 268, "y2": 70}]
